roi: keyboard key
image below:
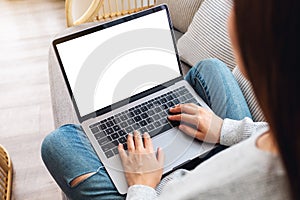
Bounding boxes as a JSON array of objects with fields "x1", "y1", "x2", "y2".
[
  {"x1": 160, "y1": 98, "x2": 167, "y2": 103},
  {"x1": 132, "y1": 123, "x2": 141, "y2": 130},
  {"x1": 112, "y1": 148, "x2": 119, "y2": 155},
  {"x1": 173, "y1": 99, "x2": 180, "y2": 105},
  {"x1": 89, "y1": 122, "x2": 100, "y2": 129},
  {"x1": 154, "y1": 107, "x2": 162, "y2": 112},
  {"x1": 94, "y1": 132, "x2": 106, "y2": 140},
  {"x1": 118, "y1": 136, "x2": 127, "y2": 144},
  {"x1": 125, "y1": 126, "x2": 134, "y2": 133},
  {"x1": 133, "y1": 109, "x2": 141, "y2": 115},
  {"x1": 141, "y1": 113, "x2": 149, "y2": 119},
  {"x1": 98, "y1": 137, "x2": 110, "y2": 146},
  {"x1": 102, "y1": 142, "x2": 115, "y2": 152},
  {"x1": 146, "y1": 117, "x2": 154, "y2": 124},
  {"x1": 111, "y1": 140, "x2": 119, "y2": 146},
  {"x1": 166, "y1": 95, "x2": 174, "y2": 101},
  {"x1": 114, "y1": 117, "x2": 121, "y2": 124},
  {"x1": 91, "y1": 127, "x2": 99, "y2": 134},
  {"x1": 111, "y1": 133, "x2": 119, "y2": 140},
  {"x1": 160, "y1": 118, "x2": 168, "y2": 125},
  {"x1": 99, "y1": 124, "x2": 107, "y2": 130},
  {"x1": 159, "y1": 111, "x2": 168, "y2": 118},
  {"x1": 153, "y1": 114, "x2": 160, "y2": 121},
  {"x1": 105, "y1": 150, "x2": 114, "y2": 158},
  {"x1": 105, "y1": 128, "x2": 114, "y2": 135},
  {"x1": 134, "y1": 116, "x2": 142, "y2": 122},
  {"x1": 139, "y1": 127, "x2": 148, "y2": 134},
  {"x1": 161, "y1": 104, "x2": 168, "y2": 110},
  {"x1": 139, "y1": 120, "x2": 147, "y2": 127},
  {"x1": 147, "y1": 109, "x2": 155, "y2": 116},
  {"x1": 147, "y1": 103, "x2": 154, "y2": 109},
  {"x1": 118, "y1": 130, "x2": 127, "y2": 136},
  {"x1": 185, "y1": 93, "x2": 193, "y2": 99},
  {"x1": 120, "y1": 122, "x2": 128, "y2": 128},
  {"x1": 106, "y1": 121, "x2": 114, "y2": 127},
  {"x1": 154, "y1": 121, "x2": 161, "y2": 128},
  {"x1": 120, "y1": 115, "x2": 128, "y2": 121},
  {"x1": 127, "y1": 119, "x2": 135, "y2": 125},
  {"x1": 147, "y1": 124, "x2": 155, "y2": 131},
  {"x1": 129, "y1": 112, "x2": 135, "y2": 117},
  {"x1": 167, "y1": 101, "x2": 175, "y2": 107},
  {"x1": 140, "y1": 106, "x2": 148, "y2": 112},
  {"x1": 113, "y1": 125, "x2": 121, "y2": 131}
]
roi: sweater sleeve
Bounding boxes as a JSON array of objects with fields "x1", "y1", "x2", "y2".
[
  {"x1": 126, "y1": 185, "x2": 157, "y2": 200},
  {"x1": 220, "y1": 117, "x2": 268, "y2": 146}
]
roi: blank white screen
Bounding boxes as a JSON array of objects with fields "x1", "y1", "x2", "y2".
[{"x1": 56, "y1": 9, "x2": 180, "y2": 117}]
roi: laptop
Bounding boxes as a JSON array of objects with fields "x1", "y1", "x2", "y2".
[{"x1": 52, "y1": 4, "x2": 215, "y2": 194}]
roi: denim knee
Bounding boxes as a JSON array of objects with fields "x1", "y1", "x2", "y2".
[
  {"x1": 41, "y1": 124, "x2": 79, "y2": 165},
  {"x1": 186, "y1": 58, "x2": 229, "y2": 81}
]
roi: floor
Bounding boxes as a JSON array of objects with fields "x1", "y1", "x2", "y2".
[{"x1": 0, "y1": 0, "x2": 66, "y2": 199}]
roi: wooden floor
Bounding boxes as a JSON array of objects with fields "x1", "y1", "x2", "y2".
[{"x1": 0, "y1": 0, "x2": 66, "y2": 199}]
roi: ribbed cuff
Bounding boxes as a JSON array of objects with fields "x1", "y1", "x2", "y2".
[
  {"x1": 126, "y1": 185, "x2": 157, "y2": 200},
  {"x1": 220, "y1": 118, "x2": 253, "y2": 146}
]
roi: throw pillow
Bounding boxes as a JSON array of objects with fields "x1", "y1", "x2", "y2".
[
  {"x1": 156, "y1": 0, "x2": 204, "y2": 33},
  {"x1": 177, "y1": 0, "x2": 236, "y2": 70}
]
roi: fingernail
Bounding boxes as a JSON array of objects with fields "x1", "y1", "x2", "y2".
[{"x1": 144, "y1": 132, "x2": 150, "y2": 137}]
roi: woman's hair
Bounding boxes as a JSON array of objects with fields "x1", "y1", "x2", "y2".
[{"x1": 233, "y1": 0, "x2": 300, "y2": 199}]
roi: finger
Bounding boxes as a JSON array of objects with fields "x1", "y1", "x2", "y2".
[
  {"x1": 157, "y1": 147, "x2": 165, "y2": 167},
  {"x1": 168, "y1": 113, "x2": 197, "y2": 125},
  {"x1": 127, "y1": 133, "x2": 135, "y2": 151},
  {"x1": 133, "y1": 131, "x2": 144, "y2": 150},
  {"x1": 179, "y1": 124, "x2": 205, "y2": 141},
  {"x1": 118, "y1": 143, "x2": 127, "y2": 161},
  {"x1": 143, "y1": 132, "x2": 154, "y2": 152},
  {"x1": 169, "y1": 103, "x2": 198, "y2": 115}
]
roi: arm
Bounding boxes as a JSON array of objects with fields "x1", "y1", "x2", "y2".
[
  {"x1": 220, "y1": 117, "x2": 268, "y2": 146},
  {"x1": 168, "y1": 103, "x2": 268, "y2": 146}
]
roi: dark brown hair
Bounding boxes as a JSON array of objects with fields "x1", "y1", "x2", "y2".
[{"x1": 234, "y1": 0, "x2": 300, "y2": 199}]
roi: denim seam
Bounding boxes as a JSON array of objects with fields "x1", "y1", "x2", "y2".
[{"x1": 193, "y1": 72, "x2": 211, "y2": 107}]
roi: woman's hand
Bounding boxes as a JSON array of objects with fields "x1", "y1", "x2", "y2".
[
  {"x1": 168, "y1": 103, "x2": 223, "y2": 144},
  {"x1": 118, "y1": 131, "x2": 164, "y2": 189}
]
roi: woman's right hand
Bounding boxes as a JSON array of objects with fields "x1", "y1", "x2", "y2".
[{"x1": 168, "y1": 103, "x2": 223, "y2": 144}]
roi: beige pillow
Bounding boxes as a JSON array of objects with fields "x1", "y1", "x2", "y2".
[
  {"x1": 156, "y1": 0, "x2": 204, "y2": 33},
  {"x1": 177, "y1": 0, "x2": 236, "y2": 70}
]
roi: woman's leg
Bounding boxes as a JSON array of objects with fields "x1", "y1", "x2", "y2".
[
  {"x1": 185, "y1": 58, "x2": 252, "y2": 120},
  {"x1": 41, "y1": 124, "x2": 125, "y2": 200}
]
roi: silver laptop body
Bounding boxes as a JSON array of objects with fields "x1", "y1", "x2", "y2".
[{"x1": 53, "y1": 4, "x2": 215, "y2": 194}]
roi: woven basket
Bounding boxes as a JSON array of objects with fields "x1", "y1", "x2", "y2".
[
  {"x1": 0, "y1": 145, "x2": 12, "y2": 200},
  {"x1": 66, "y1": 0, "x2": 157, "y2": 27}
]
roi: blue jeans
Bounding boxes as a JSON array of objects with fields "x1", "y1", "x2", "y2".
[{"x1": 41, "y1": 58, "x2": 251, "y2": 200}]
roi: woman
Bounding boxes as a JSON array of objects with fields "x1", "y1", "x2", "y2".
[{"x1": 42, "y1": 0, "x2": 299, "y2": 199}]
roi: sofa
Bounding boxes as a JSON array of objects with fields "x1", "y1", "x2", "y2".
[{"x1": 47, "y1": 0, "x2": 264, "y2": 199}]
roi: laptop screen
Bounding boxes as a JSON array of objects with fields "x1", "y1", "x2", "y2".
[{"x1": 55, "y1": 8, "x2": 181, "y2": 117}]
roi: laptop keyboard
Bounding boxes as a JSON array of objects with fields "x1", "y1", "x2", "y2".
[{"x1": 89, "y1": 86, "x2": 201, "y2": 159}]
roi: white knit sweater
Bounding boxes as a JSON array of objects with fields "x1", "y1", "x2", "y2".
[{"x1": 126, "y1": 118, "x2": 290, "y2": 200}]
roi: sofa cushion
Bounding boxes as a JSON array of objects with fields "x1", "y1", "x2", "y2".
[
  {"x1": 232, "y1": 67, "x2": 265, "y2": 122},
  {"x1": 156, "y1": 0, "x2": 204, "y2": 33},
  {"x1": 177, "y1": 0, "x2": 236, "y2": 70}
]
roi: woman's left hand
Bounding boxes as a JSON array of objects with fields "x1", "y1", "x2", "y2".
[{"x1": 118, "y1": 131, "x2": 164, "y2": 189}]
